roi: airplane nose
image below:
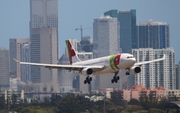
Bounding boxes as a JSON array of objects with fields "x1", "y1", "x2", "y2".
[{"x1": 131, "y1": 58, "x2": 136, "y2": 63}]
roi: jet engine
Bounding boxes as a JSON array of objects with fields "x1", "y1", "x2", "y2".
[
  {"x1": 81, "y1": 68, "x2": 93, "y2": 76},
  {"x1": 130, "y1": 66, "x2": 141, "y2": 74}
]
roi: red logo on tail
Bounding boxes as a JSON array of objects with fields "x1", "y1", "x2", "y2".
[{"x1": 67, "y1": 40, "x2": 76, "y2": 64}]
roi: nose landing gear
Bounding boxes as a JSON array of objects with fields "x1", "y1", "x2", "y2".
[{"x1": 126, "y1": 68, "x2": 130, "y2": 75}]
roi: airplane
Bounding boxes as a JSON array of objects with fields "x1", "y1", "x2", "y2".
[{"x1": 14, "y1": 40, "x2": 166, "y2": 84}]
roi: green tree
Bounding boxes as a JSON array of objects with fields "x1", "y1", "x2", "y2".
[
  {"x1": 0, "y1": 95, "x2": 5, "y2": 110},
  {"x1": 41, "y1": 96, "x2": 51, "y2": 107},
  {"x1": 139, "y1": 93, "x2": 158, "y2": 109},
  {"x1": 110, "y1": 91, "x2": 127, "y2": 107},
  {"x1": 11, "y1": 93, "x2": 18, "y2": 108},
  {"x1": 129, "y1": 98, "x2": 139, "y2": 105},
  {"x1": 50, "y1": 93, "x2": 60, "y2": 106},
  {"x1": 148, "y1": 108, "x2": 164, "y2": 113},
  {"x1": 15, "y1": 106, "x2": 57, "y2": 113},
  {"x1": 57, "y1": 93, "x2": 91, "y2": 113},
  {"x1": 105, "y1": 104, "x2": 123, "y2": 113},
  {"x1": 123, "y1": 105, "x2": 143, "y2": 112}
]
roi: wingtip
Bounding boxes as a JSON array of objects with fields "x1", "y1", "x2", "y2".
[{"x1": 13, "y1": 58, "x2": 19, "y2": 63}]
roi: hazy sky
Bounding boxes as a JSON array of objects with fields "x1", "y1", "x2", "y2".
[{"x1": 0, "y1": 0, "x2": 180, "y2": 62}]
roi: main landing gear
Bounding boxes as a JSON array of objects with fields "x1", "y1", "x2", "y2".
[
  {"x1": 126, "y1": 68, "x2": 130, "y2": 75},
  {"x1": 84, "y1": 76, "x2": 92, "y2": 84},
  {"x1": 111, "y1": 71, "x2": 120, "y2": 83}
]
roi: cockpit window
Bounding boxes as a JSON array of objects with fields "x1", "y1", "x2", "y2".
[{"x1": 127, "y1": 56, "x2": 134, "y2": 58}]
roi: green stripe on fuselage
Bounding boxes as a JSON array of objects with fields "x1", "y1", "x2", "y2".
[{"x1": 109, "y1": 55, "x2": 116, "y2": 70}]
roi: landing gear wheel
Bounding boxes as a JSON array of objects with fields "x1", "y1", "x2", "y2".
[
  {"x1": 126, "y1": 72, "x2": 130, "y2": 75},
  {"x1": 114, "y1": 79, "x2": 118, "y2": 83},
  {"x1": 84, "y1": 76, "x2": 92, "y2": 84},
  {"x1": 111, "y1": 72, "x2": 120, "y2": 84},
  {"x1": 84, "y1": 80, "x2": 87, "y2": 84},
  {"x1": 111, "y1": 79, "x2": 114, "y2": 83},
  {"x1": 116, "y1": 76, "x2": 120, "y2": 80},
  {"x1": 87, "y1": 80, "x2": 90, "y2": 84}
]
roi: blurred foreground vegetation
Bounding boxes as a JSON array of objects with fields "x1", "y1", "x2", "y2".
[{"x1": 0, "y1": 92, "x2": 179, "y2": 113}]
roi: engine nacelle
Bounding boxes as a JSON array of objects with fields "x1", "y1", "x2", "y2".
[
  {"x1": 81, "y1": 68, "x2": 93, "y2": 76},
  {"x1": 130, "y1": 66, "x2": 141, "y2": 75}
]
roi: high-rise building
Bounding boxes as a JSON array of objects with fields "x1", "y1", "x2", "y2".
[
  {"x1": 131, "y1": 48, "x2": 176, "y2": 90},
  {"x1": 104, "y1": 9, "x2": 118, "y2": 18},
  {"x1": 176, "y1": 62, "x2": 180, "y2": 89},
  {"x1": 80, "y1": 36, "x2": 93, "y2": 52},
  {"x1": 20, "y1": 42, "x2": 31, "y2": 83},
  {"x1": 30, "y1": 0, "x2": 58, "y2": 29},
  {"x1": 137, "y1": 20, "x2": 170, "y2": 49},
  {"x1": 9, "y1": 38, "x2": 30, "y2": 80},
  {"x1": 119, "y1": 10, "x2": 137, "y2": 52},
  {"x1": 30, "y1": 28, "x2": 58, "y2": 84},
  {"x1": 93, "y1": 16, "x2": 120, "y2": 58},
  {"x1": 0, "y1": 48, "x2": 9, "y2": 88},
  {"x1": 93, "y1": 16, "x2": 120, "y2": 90},
  {"x1": 30, "y1": 0, "x2": 59, "y2": 59},
  {"x1": 104, "y1": 9, "x2": 137, "y2": 53}
]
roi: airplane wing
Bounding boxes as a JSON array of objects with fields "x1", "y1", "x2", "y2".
[
  {"x1": 13, "y1": 58, "x2": 105, "y2": 72},
  {"x1": 134, "y1": 54, "x2": 166, "y2": 66}
]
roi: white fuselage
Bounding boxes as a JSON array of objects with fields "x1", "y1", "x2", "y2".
[{"x1": 72, "y1": 53, "x2": 136, "y2": 75}]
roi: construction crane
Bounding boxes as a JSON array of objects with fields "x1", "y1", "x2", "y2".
[{"x1": 75, "y1": 25, "x2": 91, "y2": 41}]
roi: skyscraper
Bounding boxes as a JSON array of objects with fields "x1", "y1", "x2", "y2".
[
  {"x1": 104, "y1": 9, "x2": 118, "y2": 18},
  {"x1": 132, "y1": 48, "x2": 176, "y2": 90},
  {"x1": 30, "y1": 0, "x2": 59, "y2": 58},
  {"x1": 0, "y1": 48, "x2": 9, "y2": 89},
  {"x1": 93, "y1": 16, "x2": 120, "y2": 58},
  {"x1": 30, "y1": 28, "x2": 58, "y2": 84},
  {"x1": 30, "y1": 0, "x2": 58, "y2": 29},
  {"x1": 20, "y1": 42, "x2": 31, "y2": 83},
  {"x1": 104, "y1": 9, "x2": 137, "y2": 53},
  {"x1": 30, "y1": 0, "x2": 59, "y2": 84},
  {"x1": 93, "y1": 16, "x2": 120, "y2": 90},
  {"x1": 119, "y1": 10, "x2": 137, "y2": 52},
  {"x1": 80, "y1": 36, "x2": 93, "y2": 52},
  {"x1": 176, "y1": 62, "x2": 180, "y2": 89},
  {"x1": 9, "y1": 38, "x2": 30, "y2": 80},
  {"x1": 137, "y1": 20, "x2": 170, "y2": 49}
]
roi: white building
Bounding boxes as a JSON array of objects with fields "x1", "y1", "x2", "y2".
[
  {"x1": 20, "y1": 42, "x2": 31, "y2": 83},
  {"x1": 131, "y1": 48, "x2": 176, "y2": 90},
  {"x1": 93, "y1": 15, "x2": 120, "y2": 58},
  {"x1": 93, "y1": 15, "x2": 121, "y2": 90}
]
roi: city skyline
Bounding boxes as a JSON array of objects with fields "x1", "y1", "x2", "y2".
[{"x1": 0, "y1": 0, "x2": 180, "y2": 62}]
